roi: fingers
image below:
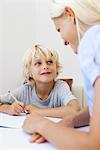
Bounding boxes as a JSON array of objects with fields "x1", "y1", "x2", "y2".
[
  {"x1": 9, "y1": 102, "x2": 31, "y2": 115},
  {"x1": 10, "y1": 101, "x2": 25, "y2": 115},
  {"x1": 24, "y1": 105, "x2": 31, "y2": 114},
  {"x1": 15, "y1": 102, "x2": 25, "y2": 113},
  {"x1": 29, "y1": 133, "x2": 46, "y2": 143}
]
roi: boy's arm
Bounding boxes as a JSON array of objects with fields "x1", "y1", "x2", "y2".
[
  {"x1": 0, "y1": 85, "x2": 26, "y2": 115},
  {"x1": 0, "y1": 95, "x2": 12, "y2": 113},
  {"x1": 56, "y1": 106, "x2": 89, "y2": 128},
  {"x1": 28, "y1": 99, "x2": 80, "y2": 118},
  {"x1": 0, "y1": 103, "x2": 11, "y2": 114},
  {"x1": 73, "y1": 106, "x2": 90, "y2": 127}
]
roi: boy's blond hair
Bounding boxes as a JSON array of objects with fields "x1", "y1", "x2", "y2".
[
  {"x1": 51, "y1": 0, "x2": 100, "y2": 41},
  {"x1": 22, "y1": 43, "x2": 62, "y2": 84}
]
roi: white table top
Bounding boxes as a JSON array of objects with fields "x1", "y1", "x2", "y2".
[
  {"x1": 0, "y1": 113, "x2": 89, "y2": 150},
  {"x1": 0, "y1": 126, "x2": 89, "y2": 150},
  {"x1": 0, "y1": 127, "x2": 58, "y2": 150}
]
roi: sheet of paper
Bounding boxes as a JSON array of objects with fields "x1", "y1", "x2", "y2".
[
  {"x1": 46, "y1": 117, "x2": 61, "y2": 123},
  {"x1": 0, "y1": 113, "x2": 26, "y2": 128},
  {"x1": 0, "y1": 113, "x2": 62, "y2": 129},
  {"x1": 77, "y1": 126, "x2": 89, "y2": 132}
]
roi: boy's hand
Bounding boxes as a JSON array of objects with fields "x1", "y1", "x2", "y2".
[
  {"x1": 24, "y1": 104, "x2": 39, "y2": 114},
  {"x1": 7, "y1": 101, "x2": 25, "y2": 115}
]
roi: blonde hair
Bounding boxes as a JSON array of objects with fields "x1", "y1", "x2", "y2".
[
  {"x1": 22, "y1": 43, "x2": 62, "y2": 84},
  {"x1": 51, "y1": 0, "x2": 100, "y2": 41}
]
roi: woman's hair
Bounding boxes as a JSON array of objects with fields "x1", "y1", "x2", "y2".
[
  {"x1": 22, "y1": 43, "x2": 62, "y2": 84},
  {"x1": 51, "y1": 0, "x2": 100, "y2": 41}
]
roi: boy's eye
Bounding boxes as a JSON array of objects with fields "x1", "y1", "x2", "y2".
[
  {"x1": 34, "y1": 62, "x2": 41, "y2": 65},
  {"x1": 47, "y1": 60, "x2": 53, "y2": 64}
]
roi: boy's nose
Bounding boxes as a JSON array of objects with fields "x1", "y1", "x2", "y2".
[
  {"x1": 43, "y1": 67, "x2": 48, "y2": 70},
  {"x1": 43, "y1": 63, "x2": 48, "y2": 69}
]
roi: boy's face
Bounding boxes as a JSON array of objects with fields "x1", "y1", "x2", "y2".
[
  {"x1": 31, "y1": 56, "x2": 57, "y2": 84},
  {"x1": 53, "y1": 15, "x2": 78, "y2": 54}
]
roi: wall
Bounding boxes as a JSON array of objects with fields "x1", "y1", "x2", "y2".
[{"x1": 0, "y1": 0, "x2": 84, "y2": 94}]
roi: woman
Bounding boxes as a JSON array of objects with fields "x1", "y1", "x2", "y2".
[{"x1": 22, "y1": 0, "x2": 100, "y2": 149}]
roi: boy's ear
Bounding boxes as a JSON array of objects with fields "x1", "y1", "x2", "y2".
[
  {"x1": 29, "y1": 74, "x2": 32, "y2": 78},
  {"x1": 64, "y1": 7, "x2": 76, "y2": 23},
  {"x1": 29, "y1": 70, "x2": 33, "y2": 78}
]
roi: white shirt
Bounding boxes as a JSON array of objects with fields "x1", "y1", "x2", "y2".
[{"x1": 78, "y1": 25, "x2": 100, "y2": 116}]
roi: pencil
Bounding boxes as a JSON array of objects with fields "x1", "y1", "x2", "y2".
[
  {"x1": 8, "y1": 91, "x2": 28, "y2": 114},
  {"x1": 8, "y1": 91, "x2": 18, "y2": 102}
]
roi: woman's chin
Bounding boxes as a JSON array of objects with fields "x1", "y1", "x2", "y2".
[{"x1": 71, "y1": 45, "x2": 78, "y2": 54}]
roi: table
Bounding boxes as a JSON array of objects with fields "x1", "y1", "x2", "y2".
[
  {"x1": 0, "y1": 112, "x2": 89, "y2": 150},
  {"x1": 0, "y1": 126, "x2": 89, "y2": 150}
]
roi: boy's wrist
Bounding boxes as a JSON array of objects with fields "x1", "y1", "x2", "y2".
[
  {"x1": 60, "y1": 111, "x2": 78, "y2": 128},
  {"x1": 0, "y1": 104, "x2": 10, "y2": 114},
  {"x1": 72, "y1": 111, "x2": 83, "y2": 128},
  {"x1": 5, "y1": 105, "x2": 11, "y2": 114},
  {"x1": 71, "y1": 114, "x2": 78, "y2": 127}
]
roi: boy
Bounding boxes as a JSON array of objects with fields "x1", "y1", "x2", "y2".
[{"x1": 0, "y1": 43, "x2": 80, "y2": 116}]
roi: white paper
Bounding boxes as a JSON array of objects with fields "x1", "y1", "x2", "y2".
[
  {"x1": 0, "y1": 113, "x2": 26, "y2": 128},
  {"x1": 46, "y1": 117, "x2": 61, "y2": 123},
  {"x1": 0, "y1": 113, "x2": 62, "y2": 129},
  {"x1": 77, "y1": 126, "x2": 89, "y2": 132}
]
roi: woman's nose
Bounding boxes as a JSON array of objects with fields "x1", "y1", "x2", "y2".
[{"x1": 64, "y1": 41, "x2": 69, "y2": 45}]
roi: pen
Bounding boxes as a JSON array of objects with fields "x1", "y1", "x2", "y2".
[{"x1": 8, "y1": 91, "x2": 28, "y2": 114}]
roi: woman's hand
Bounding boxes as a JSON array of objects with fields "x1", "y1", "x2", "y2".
[
  {"x1": 22, "y1": 111, "x2": 78, "y2": 144},
  {"x1": 22, "y1": 112, "x2": 45, "y2": 133},
  {"x1": 22, "y1": 112, "x2": 50, "y2": 143}
]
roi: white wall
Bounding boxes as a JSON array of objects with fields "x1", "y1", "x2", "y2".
[{"x1": 0, "y1": 0, "x2": 83, "y2": 94}]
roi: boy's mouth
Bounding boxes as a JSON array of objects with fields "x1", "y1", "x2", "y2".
[{"x1": 40, "y1": 72, "x2": 51, "y2": 75}]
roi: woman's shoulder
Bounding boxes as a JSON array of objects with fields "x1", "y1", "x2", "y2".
[
  {"x1": 82, "y1": 25, "x2": 100, "y2": 41},
  {"x1": 88, "y1": 25, "x2": 100, "y2": 32},
  {"x1": 78, "y1": 25, "x2": 100, "y2": 54}
]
